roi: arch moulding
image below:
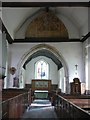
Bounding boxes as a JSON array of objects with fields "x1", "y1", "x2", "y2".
[{"x1": 17, "y1": 44, "x2": 69, "y2": 93}]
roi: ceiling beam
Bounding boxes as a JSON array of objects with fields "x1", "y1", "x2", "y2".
[
  {"x1": 2, "y1": 2, "x2": 90, "y2": 7},
  {"x1": 0, "y1": 18, "x2": 81, "y2": 44},
  {"x1": 1, "y1": 17, "x2": 88, "y2": 43},
  {"x1": 13, "y1": 38, "x2": 81, "y2": 43},
  {"x1": 81, "y1": 32, "x2": 90, "y2": 42}
]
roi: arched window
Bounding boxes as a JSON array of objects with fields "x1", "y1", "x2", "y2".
[{"x1": 35, "y1": 59, "x2": 49, "y2": 79}]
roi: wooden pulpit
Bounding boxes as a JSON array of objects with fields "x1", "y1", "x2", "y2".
[{"x1": 70, "y1": 78, "x2": 81, "y2": 95}]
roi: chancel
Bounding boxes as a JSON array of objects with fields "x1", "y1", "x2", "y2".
[{"x1": 0, "y1": 0, "x2": 90, "y2": 119}]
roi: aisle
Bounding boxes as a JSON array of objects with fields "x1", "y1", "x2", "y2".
[{"x1": 22, "y1": 99, "x2": 58, "y2": 119}]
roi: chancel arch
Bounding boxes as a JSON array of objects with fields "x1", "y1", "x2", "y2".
[{"x1": 17, "y1": 44, "x2": 69, "y2": 93}]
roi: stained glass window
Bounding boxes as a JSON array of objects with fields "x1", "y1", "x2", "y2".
[{"x1": 35, "y1": 59, "x2": 49, "y2": 79}]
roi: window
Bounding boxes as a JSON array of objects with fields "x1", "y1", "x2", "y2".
[{"x1": 35, "y1": 59, "x2": 49, "y2": 79}]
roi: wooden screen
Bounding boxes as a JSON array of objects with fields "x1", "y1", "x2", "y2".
[{"x1": 31, "y1": 79, "x2": 51, "y2": 91}]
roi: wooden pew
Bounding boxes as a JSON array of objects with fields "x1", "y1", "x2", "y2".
[
  {"x1": 54, "y1": 94, "x2": 90, "y2": 119},
  {"x1": 60, "y1": 94, "x2": 90, "y2": 114},
  {"x1": 2, "y1": 88, "x2": 29, "y2": 101},
  {"x1": 67, "y1": 99, "x2": 90, "y2": 108},
  {"x1": 2, "y1": 89, "x2": 32, "y2": 119}
]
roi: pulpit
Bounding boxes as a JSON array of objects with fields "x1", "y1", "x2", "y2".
[{"x1": 70, "y1": 78, "x2": 81, "y2": 95}]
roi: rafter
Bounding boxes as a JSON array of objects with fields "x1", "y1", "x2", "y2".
[{"x1": 81, "y1": 32, "x2": 90, "y2": 42}]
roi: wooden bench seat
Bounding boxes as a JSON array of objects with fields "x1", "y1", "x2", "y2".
[{"x1": 68, "y1": 99, "x2": 90, "y2": 108}]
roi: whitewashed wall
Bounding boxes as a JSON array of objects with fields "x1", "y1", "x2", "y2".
[
  {"x1": 83, "y1": 39, "x2": 90, "y2": 94},
  {"x1": 88, "y1": 47, "x2": 90, "y2": 92},
  {"x1": 0, "y1": 33, "x2": 2, "y2": 76},
  {"x1": 2, "y1": 33, "x2": 7, "y2": 74},
  {"x1": 0, "y1": 33, "x2": 11, "y2": 88},
  {"x1": 9, "y1": 42, "x2": 84, "y2": 88},
  {"x1": 25, "y1": 56, "x2": 58, "y2": 84},
  {"x1": 58, "y1": 67, "x2": 66, "y2": 93},
  {"x1": 51, "y1": 42, "x2": 84, "y2": 83}
]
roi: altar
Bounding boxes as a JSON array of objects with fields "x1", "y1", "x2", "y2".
[
  {"x1": 34, "y1": 90, "x2": 48, "y2": 99},
  {"x1": 31, "y1": 79, "x2": 51, "y2": 99}
]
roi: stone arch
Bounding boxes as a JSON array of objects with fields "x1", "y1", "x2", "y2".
[{"x1": 17, "y1": 44, "x2": 69, "y2": 93}]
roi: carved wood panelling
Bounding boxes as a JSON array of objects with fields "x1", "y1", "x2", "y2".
[
  {"x1": 31, "y1": 79, "x2": 51, "y2": 91},
  {"x1": 25, "y1": 11, "x2": 69, "y2": 38}
]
